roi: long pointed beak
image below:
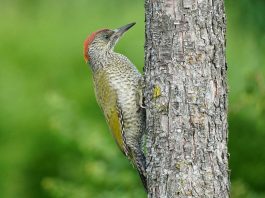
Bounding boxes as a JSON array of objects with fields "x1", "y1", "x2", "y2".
[
  {"x1": 109, "y1": 22, "x2": 136, "y2": 49},
  {"x1": 113, "y1": 22, "x2": 136, "y2": 37}
]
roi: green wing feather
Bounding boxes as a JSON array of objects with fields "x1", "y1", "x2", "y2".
[{"x1": 93, "y1": 70, "x2": 126, "y2": 154}]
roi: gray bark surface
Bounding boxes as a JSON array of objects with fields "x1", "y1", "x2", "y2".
[{"x1": 144, "y1": 0, "x2": 229, "y2": 197}]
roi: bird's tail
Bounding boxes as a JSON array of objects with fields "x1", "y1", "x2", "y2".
[{"x1": 133, "y1": 151, "x2": 147, "y2": 192}]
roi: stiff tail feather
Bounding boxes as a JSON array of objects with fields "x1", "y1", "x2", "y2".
[{"x1": 134, "y1": 151, "x2": 147, "y2": 192}]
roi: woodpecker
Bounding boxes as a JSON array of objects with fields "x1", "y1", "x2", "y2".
[{"x1": 83, "y1": 22, "x2": 147, "y2": 190}]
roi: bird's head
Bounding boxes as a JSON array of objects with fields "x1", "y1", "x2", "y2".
[{"x1": 83, "y1": 22, "x2": 136, "y2": 63}]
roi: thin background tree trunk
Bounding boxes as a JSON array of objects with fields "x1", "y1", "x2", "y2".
[{"x1": 144, "y1": 0, "x2": 229, "y2": 197}]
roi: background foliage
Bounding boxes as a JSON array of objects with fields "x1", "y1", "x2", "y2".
[{"x1": 0, "y1": 0, "x2": 264, "y2": 197}]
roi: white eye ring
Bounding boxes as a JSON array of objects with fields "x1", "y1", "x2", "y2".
[{"x1": 104, "y1": 35, "x2": 109, "y2": 39}]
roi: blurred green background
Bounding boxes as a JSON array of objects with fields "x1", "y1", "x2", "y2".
[{"x1": 0, "y1": 0, "x2": 264, "y2": 197}]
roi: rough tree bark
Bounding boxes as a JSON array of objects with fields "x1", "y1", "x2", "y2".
[{"x1": 144, "y1": 0, "x2": 229, "y2": 197}]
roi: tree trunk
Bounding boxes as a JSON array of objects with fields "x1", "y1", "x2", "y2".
[{"x1": 144, "y1": 0, "x2": 229, "y2": 197}]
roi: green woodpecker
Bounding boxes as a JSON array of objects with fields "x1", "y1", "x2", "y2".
[{"x1": 83, "y1": 23, "x2": 146, "y2": 190}]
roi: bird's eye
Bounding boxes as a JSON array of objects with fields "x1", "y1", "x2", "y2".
[{"x1": 104, "y1": 35, "x2": 110, "y2": 39}]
